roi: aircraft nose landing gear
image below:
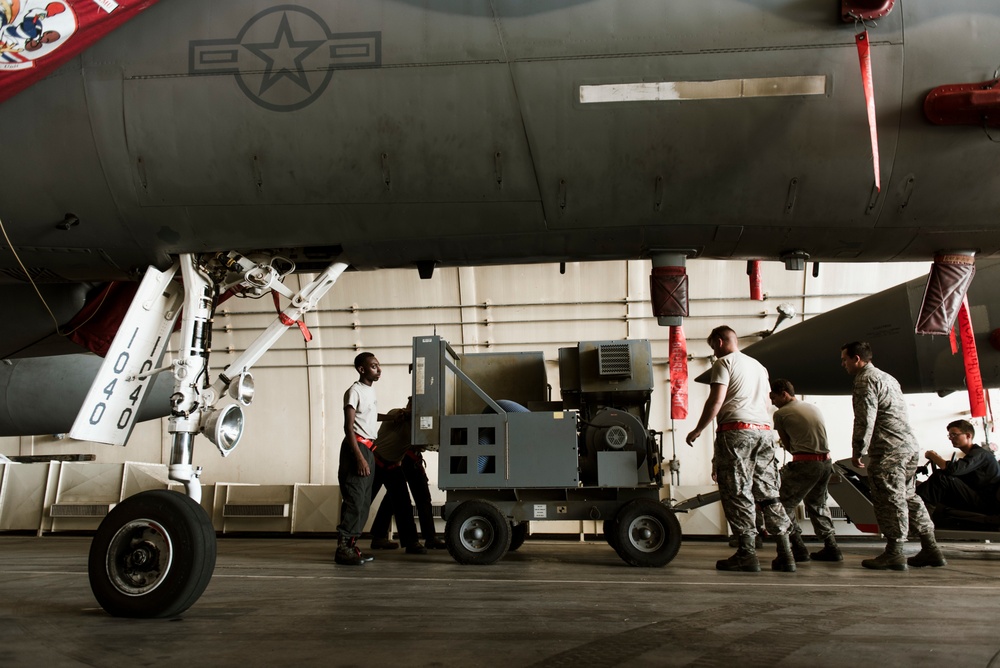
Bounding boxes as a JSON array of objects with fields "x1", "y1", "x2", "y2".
[{"x1": 82, "y1": 253, "x2": 351, "y2": 618}]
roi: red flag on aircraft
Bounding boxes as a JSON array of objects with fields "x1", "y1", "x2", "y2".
[
  {"x1": 669, "y1": 325, "x2": 688, "y2": 420},
  {"x1": 0, "y1": 0, "x2": 160, "y2": 105}
]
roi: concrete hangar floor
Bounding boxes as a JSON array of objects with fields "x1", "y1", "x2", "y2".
[{"x1": 2, "y1": 535, "x2": 999, "y2": 667}]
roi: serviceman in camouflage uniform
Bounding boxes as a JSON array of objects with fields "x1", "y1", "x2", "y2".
[
  {"x1": 770, "y1": 379, "x2": 842, "y2": 563},
  {"x1": 841, "y1": 341, "x2": 945, "y2": 570},
  {"x1": 687, "y1": 326, "x2": 795, "y2": 573}
]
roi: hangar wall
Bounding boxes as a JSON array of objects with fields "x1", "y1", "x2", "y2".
[{"x1": 0, "y1": 259, "x2": 981, "y2": 535}]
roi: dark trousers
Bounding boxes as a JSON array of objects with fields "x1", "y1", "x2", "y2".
[
  {"x1": 370, "y1": 457, "x2": 420, "y2": 546},
  {"x1": 372, "y1": 452, "x2": 438, "y2": 542},
  {"x1": 917, "y1": 471, "x2": 988, "y2": 513},
  {"x1": 337, "y1": 438, "x2": 375, "y2": 538}
]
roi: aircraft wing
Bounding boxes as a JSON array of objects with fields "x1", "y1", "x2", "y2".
[{"x1": 739, "y1": 259, "x2": 1000, "y2": 395}]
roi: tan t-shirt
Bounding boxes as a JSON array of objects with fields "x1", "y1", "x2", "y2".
[
  {"x1": 773, "y1": 399, "x2": 829, "y2": 455},
  {"x1": 710, "y1": 351, "x2": 771, "y2": 426}
]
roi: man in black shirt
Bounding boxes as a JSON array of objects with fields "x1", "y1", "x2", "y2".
[{"x1": 917, "y1": 419, "x2": 1000, "y2": 515}]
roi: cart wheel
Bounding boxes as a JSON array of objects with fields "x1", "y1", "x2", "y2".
[
  {"x1": 603, "y1": 517, "x2": 619, "y2": 552},
  {"x1": 509, "y1": 521, "x2": 529, "y2": 552},
  {"x1": 88, "y1": 490, "x2": 216, "y2": 618},
  {"x1": 446, "y1": 500, "x2": 511, "y2": 565},
  {"x1": 613, "y1": 498, "x2": 681, "y2": 567}
]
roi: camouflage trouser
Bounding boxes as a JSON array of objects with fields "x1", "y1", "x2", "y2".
[
  {"x1": 779, "y1": 460, "x2": 836, "y2": 541},
  {"x1": 715, "y1": 429, "x2": 792, "y2": 537},
  {"x1": 868, "y1": 449, "x2": 934, "y2": 541}
]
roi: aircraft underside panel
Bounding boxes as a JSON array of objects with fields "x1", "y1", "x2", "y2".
[
  {"x1": 0, "y1": 1, "x2": 999, "y2": 283},
  {"x1": 121, "y1": 62, "x2": 541, "y2": 209},
  {"x1": 881, "y1": 3, "x2": 1000, "y2": 234},
  {"x1": 516, "y1": 46, "x2": 903, "y2": 241}
]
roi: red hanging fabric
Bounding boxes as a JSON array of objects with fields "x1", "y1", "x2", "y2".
[
  {"x1": 747, "y1": 261, "x2": 763, "y2": 301},
  {"x1": 669, "y1": 325, "x2": 688, "y2": 420},
  {"x1": 855, "y1": 30, "x2": 880, "y2": 191},
  {"x1": 956, "y1": 297, "x2": 986, "y2": 417}
]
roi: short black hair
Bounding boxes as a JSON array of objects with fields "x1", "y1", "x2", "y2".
[
  {"x1": 707, "y1": 325, "x2": 736, "y2": 345},
  {"x1": 841, "y1": 341, "x2": 872, "y2": 362},
  {"x1": 354, "y1": 352, "x2": 375, "y2": 370},
  {"x1": 947, "y1": 419, "x2": 975, "y2": 438},
  {"x1": 770, "y1": 378, "x2": 795, "y2": 396}
]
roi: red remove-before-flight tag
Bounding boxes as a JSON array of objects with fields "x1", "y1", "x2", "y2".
[{"x1": 856, "y1": 30, "x2": 880, "y2": 191}]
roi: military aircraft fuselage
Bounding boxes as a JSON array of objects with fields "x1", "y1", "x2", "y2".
[{"x1": 2, "y1": 0, "x2": 1000, "y2": 285}]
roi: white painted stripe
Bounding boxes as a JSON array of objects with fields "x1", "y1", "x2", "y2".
[
  {"x1": 579, "y1": 75, "x2": 827, "y2": 104},
  {"x1": 13, "y1": 570, "x2": 1000, "y2": 592}
]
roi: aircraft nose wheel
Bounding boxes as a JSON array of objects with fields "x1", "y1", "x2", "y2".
[{"x1": 88, "y1": 490, "x2": 217, "y2": 618}]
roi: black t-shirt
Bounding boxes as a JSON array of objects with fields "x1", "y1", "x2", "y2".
[{"x1": 944, "y1": 445, "x2": 1000, "y2": 493}]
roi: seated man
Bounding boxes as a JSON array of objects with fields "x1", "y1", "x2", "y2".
[{"x1": 916, "y1": 419, "x2": 1000, "y2": 515}]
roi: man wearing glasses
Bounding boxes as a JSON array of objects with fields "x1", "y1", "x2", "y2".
[{"x1": 916, "y1": 420, "x2": 1000, "y2": 518}]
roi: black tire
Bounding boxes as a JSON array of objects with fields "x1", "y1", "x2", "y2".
[
  {"x1": 445, "y1": 500, "x2": 511, "y2": 565},
  {"x1": 613, "y1": 498, "x2": 682, "y2": 567},
  {"x1": 603, "y1": 517, "x2": 620, "y2": 552},
  {"x1": 88, "y1": 489, "x2": 217, "y2": 618},
  {"x1": 509, "y1": 521, "x2": 529, "y2": 552}
]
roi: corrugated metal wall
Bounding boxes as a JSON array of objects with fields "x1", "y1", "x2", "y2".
[{"x1": 0, "y1": 258, "x2": 980, "y2": 534}]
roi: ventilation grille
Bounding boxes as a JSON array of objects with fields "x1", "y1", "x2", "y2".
[
  {"x1": 803, "y1": 505, "x2": 848, "y2": 521},
  {"x1": 598, "y1": 343, "x2": 632, "y2": 377},
  {"x1": 50, "y1": 503, "x2": 114, "y2": 518},
  {"x1": 0, "y1": 267, "x2": 70, "y2": 284},
  {"x1": 223, "y1": 503, "x2": 289, "y2": 518}
]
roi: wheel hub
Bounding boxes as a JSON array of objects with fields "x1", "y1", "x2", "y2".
[
  {"x1": 459, "y1": 517, "x2": 494, "y2": 553},
  {"x1": 105, "y1": 519, "x2": 174, "y2": 595},
  {"x1": 628, "y1": 516, "x2": 665, "y2": 553},
  {"x1": 127, "y1": 541, "x2": 159, "y2": 570}
]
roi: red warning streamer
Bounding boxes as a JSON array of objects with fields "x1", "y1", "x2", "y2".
[
  {"x1": 669, "y1": 325, "x2": 688, "y2": 420},
  {"x1": 856, "y1": 30, "x2": 881, "y2": 191},
  {"x1": 272, "y1": 290, "x2": 312, "y2": 342},
  {"x1": 956, "y1": 297, "x2": 986, "y2": 418},
  {"x1": 748, "y1": 261, "x2": 763, "y2": 301}
]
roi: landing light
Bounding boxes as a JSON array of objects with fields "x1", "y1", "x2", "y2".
[
  {"x1": 202, "y1": 404, "x2": 245, "y2": 456},
  {"x1": 228, "y1": 372, "x2": 255, "y2": 406}
]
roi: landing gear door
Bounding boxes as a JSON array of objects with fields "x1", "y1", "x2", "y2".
[{"x1": 70, "y1": 263, "x2": 182, "y2": 446}]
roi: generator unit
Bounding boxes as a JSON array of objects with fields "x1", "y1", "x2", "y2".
[
  {"x1": 559, "y1": 340, "x2": 656, "y2": 488},
  {"x1": 410, "y1": 335, "x2": 679, "y2": 569}
]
